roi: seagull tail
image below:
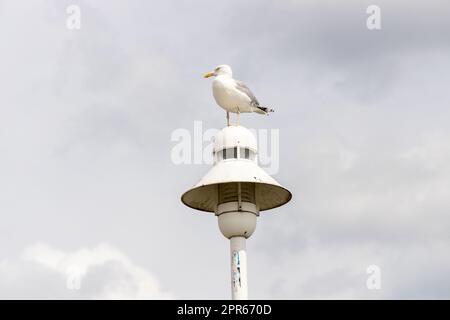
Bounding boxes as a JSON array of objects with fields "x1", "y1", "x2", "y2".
[{"x1": 256, "y1": 106, "x2": 275, "y2": 115}]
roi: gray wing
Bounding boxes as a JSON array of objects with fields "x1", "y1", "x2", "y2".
[{"x1": 235, "y1": 80, "x2": 260, "y2": 107}]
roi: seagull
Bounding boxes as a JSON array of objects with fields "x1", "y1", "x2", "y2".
[{"x1": 203, "y1": 65, "x2": 274, "y2": 126}]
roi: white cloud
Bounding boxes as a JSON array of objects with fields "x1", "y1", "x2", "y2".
[{"x1": 1, "y1": 243, "x2": 172, "y2": 299}]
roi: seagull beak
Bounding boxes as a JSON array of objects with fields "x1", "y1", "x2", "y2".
[{"x1": 203, "y1": 71, "x2": 215, "y2": 78}]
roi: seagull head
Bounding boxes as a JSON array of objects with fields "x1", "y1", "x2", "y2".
[{"x1": 203, "y1": 65, "x2": 232, "y2": 78}]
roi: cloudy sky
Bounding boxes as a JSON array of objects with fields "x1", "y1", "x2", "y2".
[{"x1": 1, "y1": 0, "x2": 450, "y2": 299}]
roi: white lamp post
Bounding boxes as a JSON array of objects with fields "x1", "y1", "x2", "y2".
[{"x1": 182, "y1": 125, "x2": 291, "y2": 300}]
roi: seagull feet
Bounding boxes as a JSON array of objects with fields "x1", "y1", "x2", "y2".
[{"x1": 225, "y1": 111, "x2": 242, "y2": 127}]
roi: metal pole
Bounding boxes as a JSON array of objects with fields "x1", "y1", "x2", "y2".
[{"x1": 230, "y1": 236, "x2": 248, "y2": 300}]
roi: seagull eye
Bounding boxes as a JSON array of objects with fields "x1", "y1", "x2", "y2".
[{"x1": 215, "y1": 67, "x2": 220, "y2": 72}]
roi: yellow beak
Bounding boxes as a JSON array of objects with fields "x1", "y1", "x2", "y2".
[{"x1": 203, "y1": 71, "x2": 215, "y2": 78}]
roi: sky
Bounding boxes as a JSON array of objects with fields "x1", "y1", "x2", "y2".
[{"x1": 0, "y1": 0, "x2": 450, "y2": 299}]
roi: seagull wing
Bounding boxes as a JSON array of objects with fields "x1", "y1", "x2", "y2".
[{"x1": 235, "y1": 80, "x2": 260, "y2": 107}]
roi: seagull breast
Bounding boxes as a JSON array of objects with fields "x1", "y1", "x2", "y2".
[{"x1": 212, "y1": 76, "x2": 252, "y2": 113}]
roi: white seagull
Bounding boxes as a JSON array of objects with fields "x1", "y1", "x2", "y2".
[{"x1": 203, "y1": 65, "x2": 274, "y2": 126}]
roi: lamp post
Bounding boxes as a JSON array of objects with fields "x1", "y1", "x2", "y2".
[{"x1": 182, "y1": 125, "x2": 291, "y2": 299}]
